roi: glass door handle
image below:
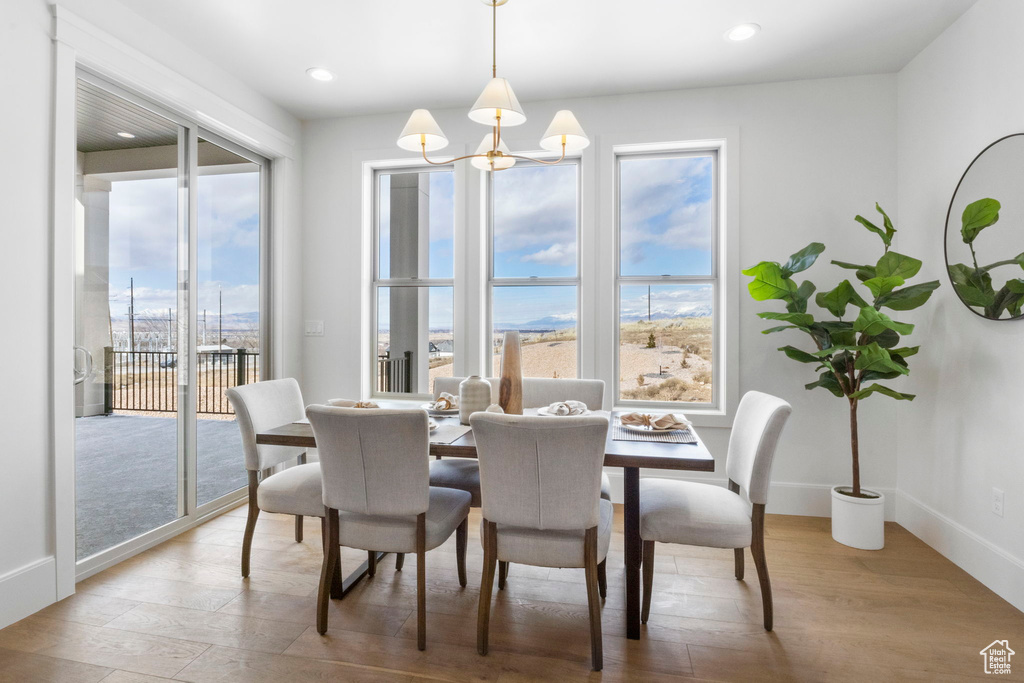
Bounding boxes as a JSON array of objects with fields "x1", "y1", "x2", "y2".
[{"x1": 74, "y1": 345, "x2": 94, "y2": 385}]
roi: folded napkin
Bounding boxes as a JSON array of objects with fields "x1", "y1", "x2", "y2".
[
  {"x1": 353, "y1": 400, "x2": 379, "y2": 409},
  {"x1": 620, "y1": 412, "x2": 690, "y2": 430},
  {"x1": 326, "y1": 398, "x2": 356, "y2": 407},
  {"x1": 547, "y1": 400, "x2": 588, "y2": 416},
  {"x1": 431, "y1": 392, "x2": 460, "y2": 411},
  {"x1": 485, "y1": 403, "x2": 504, "y2": 413}
]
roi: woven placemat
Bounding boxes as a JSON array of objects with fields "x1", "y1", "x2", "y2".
[{"x1": 612, "y1": 423, "x2": 697, "y2": 444}]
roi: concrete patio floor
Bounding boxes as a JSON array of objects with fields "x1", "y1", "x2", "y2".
[{"x1": 75, "y1": 414, "x2": 247, "y2": 560}]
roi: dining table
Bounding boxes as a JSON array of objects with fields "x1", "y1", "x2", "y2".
[{"x1": 255, "y1": 407, "x2": 715, "y2": 640}]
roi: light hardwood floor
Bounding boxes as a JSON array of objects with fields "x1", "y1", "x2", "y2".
[{"x1": 2, "y1": 505, "x2": 1023, "y2": 682}]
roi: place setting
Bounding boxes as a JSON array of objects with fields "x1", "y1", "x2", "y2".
[{"x1": 613, "y1": 412, "x2": 696, "y2": 444}]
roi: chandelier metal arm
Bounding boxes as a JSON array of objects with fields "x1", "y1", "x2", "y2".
[
  {"x1": 419, "y1": 144, "x2": 486, "y2": 166},
  {"x1": 507, "y1": 145, "x2": 567, "y2": 165}
]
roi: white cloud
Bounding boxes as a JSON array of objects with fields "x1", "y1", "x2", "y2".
[
  {"x1": 620, "y1": 284, "x2": 713, "y2": 319},
  {"x1": 493, "y1": 164, "x2": 577, "y2": 253},
  {"x1": 521, "y1": 242, "x2": 576, "y2": 266}
]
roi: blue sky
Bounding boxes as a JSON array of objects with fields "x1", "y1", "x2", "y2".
[{"x1": 107, "y1": 171, "x2": 261, "y2": 321}]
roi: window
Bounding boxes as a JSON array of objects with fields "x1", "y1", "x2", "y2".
[
  {"x1": 616, "y1": 151, "x2": 717, "y2": 405},
  {"x1": 373, "y1": 167, "x2": 455, "y2": 396},
  {"x1": 489, "y1": 160, "x2": 580, "y2": 378}
]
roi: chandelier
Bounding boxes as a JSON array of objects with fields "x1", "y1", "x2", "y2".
[{"x1": 396, "y1": 0, "x2": 590, "y2": 171}]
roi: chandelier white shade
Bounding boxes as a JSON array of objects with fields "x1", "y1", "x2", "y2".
[
  {"x1": 471, "y1": 134, "x2": 515, "y2": 171},
  {"x1": 397, "y1": 109, "x2": 449, "y2": 152},
  {"x1": 396, "y1": 0, "x2": 587, "y2": 171},
  {"x1": 540, "y1": 110, "x2": 590, "y2": 152},
  {"x1": 468, "y1": 78, "x2": 526, "y2": 127}
]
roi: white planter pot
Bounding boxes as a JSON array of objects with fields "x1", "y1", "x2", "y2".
[{"x1": 831, "y1": 486, "x2": 885, "y2": 550}]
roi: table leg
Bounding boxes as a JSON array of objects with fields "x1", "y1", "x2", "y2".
[{"x1": 623, "y1": 466, "x2": 641, "y2": 639}]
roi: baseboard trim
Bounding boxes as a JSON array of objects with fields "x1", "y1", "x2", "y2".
[
  {"x1": 896, "y1": 490, "x2": 1024, "y2": 612},
  {"x1": 601, "y1": 469, "x2": 897, "y2": 520},
  {"x1": 0, "y1": 557, "x2": 56, "y2": 630}
]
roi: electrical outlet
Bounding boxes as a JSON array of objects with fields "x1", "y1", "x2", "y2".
[
  {"x1": 305, "y1": 320, "x2": 324, "y2": 337},
  {"x1": 992, "y1": 488, "x2": 1004, "y2": 517}
]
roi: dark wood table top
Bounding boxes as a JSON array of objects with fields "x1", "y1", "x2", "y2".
[{"x1": 256, "y1": 410, "x2": 715, "y2": 472}]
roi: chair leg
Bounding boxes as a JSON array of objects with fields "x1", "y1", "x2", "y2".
[
  {"x1": 317, "y1": 509, "x2": 339, "y2": 634},
  {"x1": 583, "y1": 527, "x2": 603, "y2": 672},
  {"x1": 456, "y1": 516, "x2": 468, "y2": 588},
  {"x1": 751, "y1": 503, "x2": 773, "y2": 631},
  {"x1": 498, "y1": 561, "x2": 508, "y2": 590},
  {"x1": 641, "y1": 540, "x2": 655, "y2": 624},
  {"x1": 322, "y1": 515, "x2": 344, "y2": 600},
  {"x1": 368, "y1": 550, "x2": 376, "y2": 578},
  {"x1": 295, "y1": 515, "x2": 303, "y2": 542},
  {"x1": 734, "y1": 547, "x2": 744, "y2": 580},
  {"x1": 241, "y1": 473, "x2": 259, "y2": 578},
  {"x1": 597, "y1": 559, "x2": 607, "y2": 600},
  {"x1": 416, "y1": 512, "x2": 427, "y2": 651},
  {"x1": 395, "y1": 553, "x2": 405, "y2": 571},
  {"x1": 477, "y1": 520, "x2": 497, "y2": 656}
]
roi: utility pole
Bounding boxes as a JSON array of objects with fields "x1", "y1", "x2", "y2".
[{"x1": 129, "y1": 277, "x2": 136, "y2": 351}]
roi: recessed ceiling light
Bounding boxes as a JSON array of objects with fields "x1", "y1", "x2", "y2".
[
  {"x1": 116, "y1": 131, "x2": 136, "y2": 138},
  {"x1": 726, "y1": 23, "x2": 761, "y2": 41},
  {"x1": 306, "y1": 67, "x2": 335, "y2": 82}
]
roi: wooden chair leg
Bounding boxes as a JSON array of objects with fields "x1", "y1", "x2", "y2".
[
  {"x1": 322, "y1": 515, "x2": 343, "y2": 600},
  {"x1": 367, "y1": 550, "x2": 377, "y2": 578},
  {"x1": 498, "y1": 561, "x2": 508, "y2": 590},
  {"x1": 583, "y1": 527, "x2": 603, "y2": 672},
  {"x1": 416, "y1": 512, "x2": 427, "y2": 651},
  {"x1": 317, "y1": 509, "x2": 340, "y2": 634},
  {"x1": 241, "y1": 472, "x2": 259, "y2": 578},
  {"x1": 477, "y1": 520, "x2": 497, "y2": 656},
  {"x1": 641, "y1": 540, "x2": 654, "y2": 624},
  {"x1": 734, "y1": 547, "x2": 745, "y2": 580},
  {"x1": 456, "y1": 516, "x2": 468, "y2": 588},
  {"x1": 597, "y1": 559, "x2": 607, "y2": 600},
  {"x1": 395, "y1": 553, "x2": 405, "y2": 571},
  {"x1": 751, "y1": 503, "x2": 773, "y2": 631},
  {"x1": 295, "y1": 515, "x2": 304, "y2": 542}
]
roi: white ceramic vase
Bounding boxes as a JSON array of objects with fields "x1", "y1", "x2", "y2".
[
  {"x1": 459, "y1": 375, "x2": 491, "y2": 425},
  {"x1": 831, "y1": 486, "x2": 885, "y2": 550}
]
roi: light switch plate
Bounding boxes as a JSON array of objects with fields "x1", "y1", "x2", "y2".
[
  {"x1": 992, "y1": 488, "x2": 1004, "y2": 517},
  {"x1": 305, "y1": 320, "x2": 324, "y2": 337}
]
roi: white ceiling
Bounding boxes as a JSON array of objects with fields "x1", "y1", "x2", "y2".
[{"x1": 116, "y1": 0, "x2": 977, "y2": 120}]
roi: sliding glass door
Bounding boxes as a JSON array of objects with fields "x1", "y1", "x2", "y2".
[{"x1": 73, "y1": 73, "x2": 269, "y2": 570}]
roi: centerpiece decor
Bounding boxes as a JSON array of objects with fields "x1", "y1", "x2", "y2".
[
  {"x1": 742, "y1": 204, "x2": 940, "y2": 549},
  {"x1": 498, "y1": 331, "x2": 523, "y2": 415}
]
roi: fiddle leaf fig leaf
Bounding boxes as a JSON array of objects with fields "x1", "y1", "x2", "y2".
[
  {"x1": 805, "y1": 372, "x2": 845, "y2": 397},
  {"x1": 855, "y1": 204, "x2": 896, "y2": 248},
  {"x1": 816, "y1": 280, "x2": 869, "y2": 318},
  {"x1": 876, "y1": 251, "x2": 922, "y2": 280},
  {"x1": 742, "y1": 261, "x2": 797, "y2": 301},
  {"x1": 782, "y1": 243, "x2": 826, "y2": 276},
  {"x1": 832, "y1": 260, "x2": 877, "y2": 282},
  {"x1": 876, "y1": 281, "x2": 941, "y2": 311},
  {"x1": 850, "y1": 383, "x2": 915, "y2": 401},
  {"x1": 888, "y1": 346, "x2": 920, "y2": 359},
  {"x1": 854, "y1": 342, "x2": 910, "y2": 376},
  {"x1": 778, "y1": 345, "x2": 820, "y2": 363},
  {"x1": 864, "y1": 276, "x2": 906, "y2": 299},
  {"x1": 1006, "y1": 279, "x2": 1024, "y2": 294},
  {"x1": 853, "y1": 307, "x2": 914, "y2": 336},
  {"x1": 761, "y1": 325, "x2": 797, "y2": 334},
  {"x1": 788, "y1": 280, "x2": 817, "y2": 313},
  {"x1": 758, "y1": 311, "x2": 813, "y2": 327},
  {"x1": 961, "y1": 198, "x2": 1001, "y2": 244}
]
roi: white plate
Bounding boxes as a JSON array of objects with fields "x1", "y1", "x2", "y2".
[
  {"x1": 620, "y1": 422, "x2": 686, "y2": 434},
  {"x1": 421, "y1": 403, "x2": 459, "y2": 415},
  {"x1": 537, "y1": 406, "x2": 592, "y2": 417}
]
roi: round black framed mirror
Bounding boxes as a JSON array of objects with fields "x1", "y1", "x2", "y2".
[{"x1": 945, "y1": 133, "x2": 1024, "y2": 320}]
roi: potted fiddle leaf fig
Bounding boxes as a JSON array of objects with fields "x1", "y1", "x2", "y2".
[{"x1": 742, "y1": 204, "x2": 940, "y2": 549}]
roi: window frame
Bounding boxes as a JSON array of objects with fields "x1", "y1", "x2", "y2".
[
  {"x1": 370, "y1": 163, "x2": 456, "y2": 400},
  {"x1": 486, "y1": 157, "x2": 583, "y2": 378}
]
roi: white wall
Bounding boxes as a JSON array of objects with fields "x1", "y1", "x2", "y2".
[
  {"x1": 301, "y1": 74, "x2": 900, "y2": 514},
  {"x1": 0, "y1": 0, "x2": 303, "y2": 629},
  {"x1": 896, "y1": 0, "x2": 1024, "y2": 611}
]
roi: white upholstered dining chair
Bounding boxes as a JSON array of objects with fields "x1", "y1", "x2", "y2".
[
  {"x1": 307, "y1": 405, "x2": 472, "y2": 649},
  {"x1": 639, "y1": 391, "x2": 791, "y2": 631},
  {"x1": 226, "y1": 378, "x2": 324, "y2": 578},
  {"x1": 471, "y1": 413, "x2": 611, "y2": 671}
]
